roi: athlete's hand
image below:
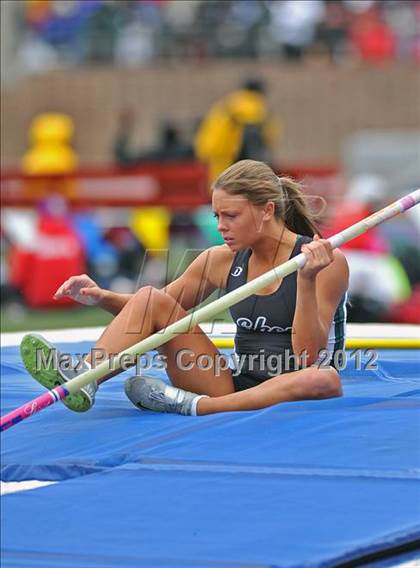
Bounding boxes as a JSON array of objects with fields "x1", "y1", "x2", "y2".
[
  {"x1": 300, "y1": 235, "x2": 334, "y2": 280},
  {"x1": 54, "y1": 274, "x2": 105, "y2": 306}
]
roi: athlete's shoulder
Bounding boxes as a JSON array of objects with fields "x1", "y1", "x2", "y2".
[
  {"x1": 208, "y1": 244, "x2": 236, "y2": 272},
  {"x1": 198, "y1": 245, "x2": 235, "y2": 288},
  {"x1": 194, "y1": 244, "x2": 234, "y2": 261},
  {"x1": 210, "y1": 244, "x2": 235, "y2": 259}
]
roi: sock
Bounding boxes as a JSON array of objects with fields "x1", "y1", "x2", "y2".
[
  {"x1": 83, "y1": 360, "x2": 99, "y2": 389},
  {"x1": 191, "y1": 395, "x2": 209, "y2": 416}
]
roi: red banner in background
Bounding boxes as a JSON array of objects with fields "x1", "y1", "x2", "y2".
[{"x1": 1, "y1": 161, "x2": 342, "y2": 209}]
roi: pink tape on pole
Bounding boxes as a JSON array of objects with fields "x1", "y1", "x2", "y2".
[
  {"x1": 1, "y1": 190, "x2": 419, "y2": 432},
  {"x1": 1, "y1": 386, "x2": 69, "y2": 432},
  {"x1": 400, "y1": 194, "x2": 417, "y2": 211}
]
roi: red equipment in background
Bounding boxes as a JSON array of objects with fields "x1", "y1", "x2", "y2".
[
  {"x1": 8, "y1": 208, "x2": 85, "y2": 308},
  {"x1": 0, "y1": 162, "x2": 342, "y2": 208},
  {"x1": 2, "y1": 160, "x2": 341, "y2": 308}
]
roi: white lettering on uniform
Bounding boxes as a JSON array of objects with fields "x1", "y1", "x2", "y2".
[{"x1": 236, "y1": 316, "x2": 292, "y2": 333}]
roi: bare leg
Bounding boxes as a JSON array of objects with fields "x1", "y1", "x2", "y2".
[
  {"x1": 196, "y1": 367, "x2": 342, "y2": 415},
  {"x1": 84, "y1": 286, "x2": 341, "y2": 413},
  {"x1": 87, "y1": 286, "x2": 235, "y2": 397}
]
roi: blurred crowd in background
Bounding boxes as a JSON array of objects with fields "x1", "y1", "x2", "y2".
[
  {"x1": 1, "y1": 0, "x2": 419, "y2": 329},
  {"x1": 17, "y1": 0, "x2": 420, "y2": 74}
]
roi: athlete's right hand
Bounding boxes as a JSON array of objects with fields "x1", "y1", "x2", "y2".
[{"x1": 54, "y1": 274, "x2": 105, "y2": 306}]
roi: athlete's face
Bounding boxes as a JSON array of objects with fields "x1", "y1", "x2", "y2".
[{"x1": 212, "y1": 189, "x2": 269, "y2": 250}]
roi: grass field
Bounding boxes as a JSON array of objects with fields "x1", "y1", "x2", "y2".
[
  {"x1": 1, "y1": 305, "x2": 112, "y2": 333},
  {"x1": 1, "y1": 296, "x2": 232, "y2": 333}
]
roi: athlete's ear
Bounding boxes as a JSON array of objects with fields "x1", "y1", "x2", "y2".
[{"x1": 262, "y1": 201, "x2": 275, "y2": 220}]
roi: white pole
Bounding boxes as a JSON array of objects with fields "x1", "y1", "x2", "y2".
[
  {"x1": 1, "y1": 189, "x2": 419, "y2": 431},
  {"x1": 33, "y1": 189, "x2": 420, "y2": 393}
]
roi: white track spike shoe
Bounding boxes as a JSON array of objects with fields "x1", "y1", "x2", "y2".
[{"x1": 124, "y1": 375, "x2": 205, "y2": 416}]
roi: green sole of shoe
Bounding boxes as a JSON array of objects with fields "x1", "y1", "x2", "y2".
[{"x1": 20, "y1": 334, "x2": 92, "y2": 413}]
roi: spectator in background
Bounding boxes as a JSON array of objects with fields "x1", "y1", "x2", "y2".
[
  {"x1": 349, "y1": 4, "x2": 396, "y2": 64},
  {"x1": 318, "y1": 1, "x2": 350, "y2": 63},
  {"x1": 382, "y1": 0, "x2": 419, "y2": 62},
  {"x1": 14, "y1": 0, "x2": 420, "y2": 70},
  {"x1": 267, "y1": 0, "x2": 325, "y2": 61},
  {"x1": 194, "y1": 78, "x2": 280, "y2": 183},
  {"x1": 114, "y1": 109, "x2": 193, "y2": 167}
]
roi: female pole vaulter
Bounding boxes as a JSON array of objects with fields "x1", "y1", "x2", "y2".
[{"x1": 21, "y1": 160, "x2": 349, "y2": 416}]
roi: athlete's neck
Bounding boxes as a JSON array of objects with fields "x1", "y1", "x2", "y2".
[{"x1": 250, "y1": 225, "x2": 298, "y2": 265}]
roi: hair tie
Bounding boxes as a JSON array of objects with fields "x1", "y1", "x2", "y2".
[{"x1": 277, "y1": 176, "x2": 285, "y2": 198}]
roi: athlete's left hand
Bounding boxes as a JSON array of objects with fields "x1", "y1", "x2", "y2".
[{"x1": 300, "y1": 235, "x2": 334, "y2": 280}]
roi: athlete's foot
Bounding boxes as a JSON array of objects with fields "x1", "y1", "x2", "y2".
[
  {"x1": 20, "y1": 333, "x2": 97, "y2": 412},
  {"x1": 124, "y1": 375, "x2": 206, "y2": 416}
]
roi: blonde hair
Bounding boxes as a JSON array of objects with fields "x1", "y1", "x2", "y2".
[{"x1": 212, "y1": 159, "x2": 320, "y2": 237}]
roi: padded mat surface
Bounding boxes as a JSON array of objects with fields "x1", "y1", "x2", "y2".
[{"x1": 1, "y1": 343, "x2": 420, "y2": 567}]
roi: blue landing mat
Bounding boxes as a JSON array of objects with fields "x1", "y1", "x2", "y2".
[
  {"x1": 2, "y1": 464, "x2": 420, "y2": 568},
  {"x1": 1, "y1": 344, "x2": 420, "y2": 567},
  {"x1": 2, "y1": 346, "x2": 420, "y2": 482}
]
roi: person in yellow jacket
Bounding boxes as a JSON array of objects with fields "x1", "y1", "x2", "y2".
[{"x1": 194, "y1": 78, "x2": 280, "y2": 183}]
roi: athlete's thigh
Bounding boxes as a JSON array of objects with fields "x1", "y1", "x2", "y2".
[{"x1": 159, "y1": 327, "x2": 235, "y2": 397}]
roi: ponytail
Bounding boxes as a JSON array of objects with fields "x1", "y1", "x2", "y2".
[{"x1": 279, "y1": 176, "x2": 321, "y2": 237}]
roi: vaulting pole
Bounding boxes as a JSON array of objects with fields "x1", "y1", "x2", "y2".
[{"x1": 1, "y1": 189, "x2": 419, "y2": 431}]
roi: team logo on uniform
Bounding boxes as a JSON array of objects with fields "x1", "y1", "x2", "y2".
[
  {"x1": 236, "y1": 316, "x2": 292, "y2": 333},
  {"x1": 231, "y1": 266, "x2": 243, "y2": 277}
]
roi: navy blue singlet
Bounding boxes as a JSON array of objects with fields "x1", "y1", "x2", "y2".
[{"x1": 225, "y1": 235, "x2": 347, "y2": 391}]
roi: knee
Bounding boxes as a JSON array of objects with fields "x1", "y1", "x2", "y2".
[
  {"x1": 311, "y1": 368, "x2": 342, "y2": 400},
  {"x1": 133, "y1": 286, "x2": 170, "y2": 307},
  {"x1": 133, "y1": 285, "x2": 156, "y2": 299},
  {"x1": 131, "y1": 286, "x2": 182, "y2": 325}
]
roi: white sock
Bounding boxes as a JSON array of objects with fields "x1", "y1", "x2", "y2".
[
  {"x1": 191, "y1": 395, "x2": 209, "y2": 416},
  {"x1": 83, "y1": 360, "x2": 97, "y2": 387}
]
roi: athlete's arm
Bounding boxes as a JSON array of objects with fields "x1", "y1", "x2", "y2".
[
  {"x1": 292, "y1": 242, "x2": 349, "y2": 365},
  {"x1": 163, "y1": 246, "x2": 232, "y2": 311},
  {"x1": 54, "y1": 274, "x2": 132, "y2": 316},
  {"x1": 98, "y1": 290, "x2": 133, "y2": 315},
  {"x1": 54, "y1": 247, "x2": 232, "y2": 316}
]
